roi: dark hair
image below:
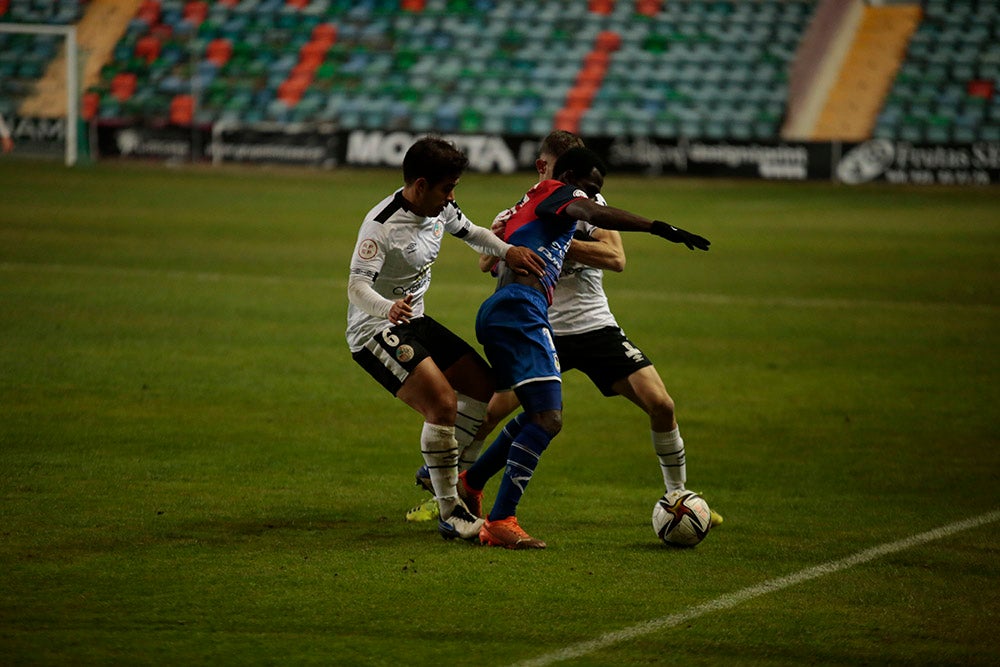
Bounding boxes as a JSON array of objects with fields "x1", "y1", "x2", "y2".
[
  {"x1": 539, "y1": 130, "x2": 584, "y2": 158},
  {"x1": 402, "y1": 136, "x2": 469, "y2": 185},
  {"x1": 551, "y1": 146, "x2": 607, "y2": 182}
]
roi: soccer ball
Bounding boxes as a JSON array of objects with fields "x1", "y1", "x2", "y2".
[{"x1": 652, "y1": 490, "x2": 712, "y2": 547}]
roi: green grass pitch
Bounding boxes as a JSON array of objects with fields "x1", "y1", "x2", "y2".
[{"x1": 1, "y1": 159, "x2": 998, "y2": 665}]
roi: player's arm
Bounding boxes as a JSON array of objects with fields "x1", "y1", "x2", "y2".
[
  {"x1": 565, "y1": 227, "x2": 625, "y2": 272},
  {"x1": 479, "y1": 254, "x2": 500, "y2": 273},
  {"x1": 450, "y1": 204, "x2": 543, "y2": 277},
  {"x1": 461, "y1": 224, "x2": 544, "y2": 276},
  {"x1": 478, "y1": 207, "x2": 513, "y2": 273},
  {"x1": 563, "y1": 199, "x2": 710, "y2": 251},
  {"x1": 348, "y1": 274, "x2": 413, "y2": 324},
  {"x1": 347, "y1": 228, "x2": 412, "y2": 324}
]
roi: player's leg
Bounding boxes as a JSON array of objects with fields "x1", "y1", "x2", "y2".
[
  {"x1": 473, "y1": 287, "x2": 558, "y2": 548},
  {"x1": 441, "y1": 351, "x2": 493, "y2": 471},
  {"x1": 476, "y1": 390, "x2": 522, "y2": 446},
  {"x1": 613, "y1": 365, "x2": 723, "y2": 526},
  {"x1": 612, "y1": 365, "x2": 684, "y2": 491},
  {"x1": 478, "y1": 382, "x2": 560, "y2": 549},
  {"x1": 390, "y1": 318, "x2": 489, "y2": 529},
  {"x1": 396, "y1": 359, "x2": 481, "y2": 533},
  {"x1": 353, "y1": 321, "x2": 482, "y2": 539},
  {"x1": 488, "y1": 385, "x2": 562, "y2": 521}
]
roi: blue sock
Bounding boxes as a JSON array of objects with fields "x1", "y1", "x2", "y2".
[
  {"x1": 465, "y1": 413, "x2": 527, "y2": 490},
  {"x1": 489, "y1": 421, "x2": 552, "y2": 521}
]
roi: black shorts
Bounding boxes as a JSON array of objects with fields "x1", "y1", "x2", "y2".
[
  {"x1": 352, "y1": 315, "x2": 480, "y2": 396},
  {"x1": 555, "y1": 326, "x2": 653, "y2": 397}
]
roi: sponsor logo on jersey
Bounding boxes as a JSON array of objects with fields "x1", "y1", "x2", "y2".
[{"x1": 358, "y1": 238, "x2": 378, "y2": 260}]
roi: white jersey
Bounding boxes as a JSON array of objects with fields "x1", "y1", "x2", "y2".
[
  {"x1": 346, "y1": 188, "x2": 508, "y2": 352},
  {"x1": 490, "y1": 192, "x2": 617, "y2": 337}
]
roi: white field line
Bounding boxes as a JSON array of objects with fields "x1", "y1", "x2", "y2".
[
  {"x1": 2, "y1": 261, "x2": 997, "y2": 314},
  {"x1": 512, "y1": 509, "x2": 1000, "y2": 667}
]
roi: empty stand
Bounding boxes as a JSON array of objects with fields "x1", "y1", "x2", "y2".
[
  {"x1": 75, "y1": 0, "x2": 816, "y2": 141},
  {"x1": 876, "y1": 0, "x2": 1000, "y2": 144},
  {"x1": 7, "y1": 0, "x2": 998, "y2": 146}
]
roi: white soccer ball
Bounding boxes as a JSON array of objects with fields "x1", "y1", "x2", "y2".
[{"x1": 652, "y1": 490, "x2": 712, "y2": 547}]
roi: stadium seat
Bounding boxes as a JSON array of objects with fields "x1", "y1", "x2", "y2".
[
  {"x1": 875, "y1": 0, "x2": 1000, "y2": 143},
  {"x1": 76, "y1": 0, "x2": 827, "y2": 142}
]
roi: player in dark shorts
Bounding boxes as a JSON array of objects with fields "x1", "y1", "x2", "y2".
[{"x1": 460, "y1": 146, "x2": 712, "y2": 548}]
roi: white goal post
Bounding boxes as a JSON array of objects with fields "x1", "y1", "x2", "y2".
[{"x1": 0, "y1": 22, "x2": 78, "y2": 166}]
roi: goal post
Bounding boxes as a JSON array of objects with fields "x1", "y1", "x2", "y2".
[{"x1": 0, "y1": 22, "x2": 78, "y2": 166}]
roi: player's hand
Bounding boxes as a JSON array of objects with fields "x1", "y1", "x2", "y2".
[
  {"x1": 389, "y1": 294, "x2": 413, "y2": 324},
  {"x1": 650, "y1": 220, "x2": 710, "y2": 251},
  {"x1": 504, "y1": 245, "x2": 546, "y2": 277}
]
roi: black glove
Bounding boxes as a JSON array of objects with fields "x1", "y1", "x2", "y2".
[{"x1": 650, "y1": 220, "x2": 710, "y2": 251}]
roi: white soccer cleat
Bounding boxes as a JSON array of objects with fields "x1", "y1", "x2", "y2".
[{"x1": 438, "y1": 502, "x2": 485, "y2": 541}]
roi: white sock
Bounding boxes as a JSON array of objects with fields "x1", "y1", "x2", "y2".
[
  {"x1": 459, "y1": 439, "x2": 485, "y2": 473},
  {"x1": 652, "y1": 427, "x2": 686, "y2": 493},
  {"x1": 455, "y1": 394, "x2": 487, "y2": 471},
  {"x1": 420, "y1": 422, "x2": 459, "y2": 516}
]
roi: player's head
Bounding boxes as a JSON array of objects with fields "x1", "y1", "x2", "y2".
[
  {"x1": 552, "y1": 146, "x2": 607, "y2": 199},
  {"x1": 403, "y1": 136, "x2": 469, "y2": 186},
  {"x1": 537, "y1": 130, "x2": 584, "y2": 181},
  {"x1": 402, "y1": 136, "x2": 469, "y2": 216}
]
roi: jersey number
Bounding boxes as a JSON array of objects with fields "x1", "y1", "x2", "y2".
[{"x1": 381, "y1": 329, "x2": 400, "y2": 348}]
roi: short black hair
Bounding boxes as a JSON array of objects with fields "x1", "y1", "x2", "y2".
[
  {"x1": 402, "y1": 136, "x2": 469, "y2": 186},
  {"x1": 551, "y1": 146, "x2": 607, "y2": 183}
]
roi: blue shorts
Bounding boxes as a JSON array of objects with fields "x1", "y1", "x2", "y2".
[{"x1": 476, "y1": 283, "x2": 561, "y2": 392}]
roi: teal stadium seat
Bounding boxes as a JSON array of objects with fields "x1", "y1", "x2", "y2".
[
  {"x1": 80, "y1": 0, "x2": 820, "y2": 141},
  {"x1": 879, "y1": 0, "x2": 999, "y2": 143}
]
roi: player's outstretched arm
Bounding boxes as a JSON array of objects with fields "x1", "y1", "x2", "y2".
[
  {"x1": 564, "y1": 199, "x2": 710, "y2": 251},
  {"x1": 648, "y1": 220, "x2": 710, "y2": 251},
  {"x1": 565, "y1": 228, "x2": 626, "y2": 272}
]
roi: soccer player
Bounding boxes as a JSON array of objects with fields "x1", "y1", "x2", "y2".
[
  {"x1": 346, "y1": 136, "x2": 544, "y2": 542},
  {"x1": 465, "y1": 146, "x2": 711, "y2": 549},
  {"x1": 472, "y1": 132, "x2": 724, "y2": 530},
  {"x1": 408, "y1": 131, "x2": 723, "y2": 530}
]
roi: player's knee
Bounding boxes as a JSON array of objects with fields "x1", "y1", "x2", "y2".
[
  {"x1": 648, "y1": 394, "x2": 675, "y2": 424},
  {"x1": 425, "y1": 393, "x2": 458, "y2": 426},
  {"x1": 533, "y1": 410, "x2": 562, "y2": 437}
]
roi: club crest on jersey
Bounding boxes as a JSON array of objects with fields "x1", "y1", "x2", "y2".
[
  {"x1": 396, "y1": 345, "x2": 415, "y2": 363},
  {"x1": 432, "y1": 221, "x2": 443, "y2": 238},
  {"x1": 358, "y1": 238, "x2": 378, "y2": 260}
]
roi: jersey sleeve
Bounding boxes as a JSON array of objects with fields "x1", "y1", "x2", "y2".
[
  {"x1": 442, "y1": 200, "x2": 474, "y2": 237},
  {"x1": 441, "y1": 200, "x2": 511, "y2": 258},
  {"x1": 535, "y1": 182, "x2": 589, "y2": 221},
  {"x1": 349, "y1": 218, "x2": 387, "y2": 285}
]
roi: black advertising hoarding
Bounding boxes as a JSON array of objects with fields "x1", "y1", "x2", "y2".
[
  {"x1": 92, "y1": 122, "x2": 1000, "y2": 185},
  {"x1": 834, "y1": 139, "x2": 1000, "y2": 186}
]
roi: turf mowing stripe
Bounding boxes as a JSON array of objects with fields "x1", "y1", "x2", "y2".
[
  {"x1": 2, "y1": 261, "x2": 996, "y2": 314},
  {"x1": 513, "y1": 509, "x2": 1000, "y2": 667}
]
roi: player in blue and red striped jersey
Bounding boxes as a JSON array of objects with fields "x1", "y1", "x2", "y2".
[{"x1": 465, "y1": 146, "x2": 711, "y2": 549}]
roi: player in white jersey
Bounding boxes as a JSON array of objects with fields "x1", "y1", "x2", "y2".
[
  {"x1": 406, "y1": 131, "x2": 723, "y2": 528},
  {"x1": 347, "y1": 136, "x2": 544, "y2": 542}
]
